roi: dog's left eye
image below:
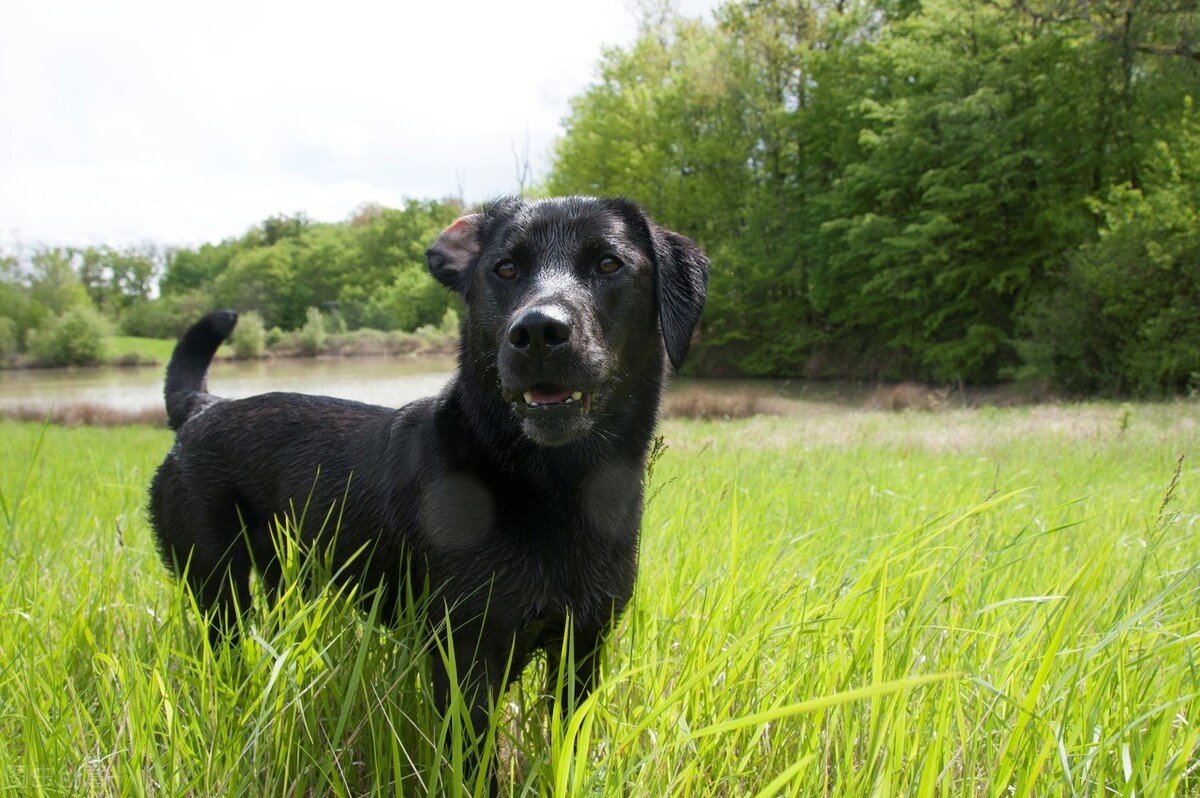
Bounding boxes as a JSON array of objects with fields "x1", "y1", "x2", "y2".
[
  {"x1": 494, "y1": 261, "x2": 518, "y2": 280},
  {"x1": 597, "y1": 256, "x2": 623, "y2": 275}
]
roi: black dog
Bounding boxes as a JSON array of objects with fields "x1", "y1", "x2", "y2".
[{"x1": 148, "y1": 196, "x2": 708, "y2": 741}]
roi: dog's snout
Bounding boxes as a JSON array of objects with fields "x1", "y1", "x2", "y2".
[{"x1": 508, "y1": 307, "x2": 573, "y2": 358}]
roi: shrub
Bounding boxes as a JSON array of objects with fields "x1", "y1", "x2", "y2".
[
  {"x1": 230, "y1": 311, "x2": 266, "y2": 359},
  {"x1": 299, "y1": 307, "x2": 328, "y2": 356},
  {"x1": 25, "y1": 305, "x2": 112, "y2": 366}
]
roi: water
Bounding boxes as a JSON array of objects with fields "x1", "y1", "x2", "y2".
[
  {"x1": 0, "y1": 357, "x2": 872, "y2": 415},
  {"x1": 0, "y1": 356, "x2": 460, "y2": 413}
]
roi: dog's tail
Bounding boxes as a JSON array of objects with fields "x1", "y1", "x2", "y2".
[{"x1": 164, "y1": 310, "x2": 238, "y2": 430}]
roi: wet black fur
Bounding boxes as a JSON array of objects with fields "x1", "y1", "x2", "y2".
[{"x1": 148, "y1": 196, "x2": 708, "y2": 743}]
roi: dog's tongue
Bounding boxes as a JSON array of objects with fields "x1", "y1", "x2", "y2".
[{"x1": 531, "y1": 386, "x2": 573, "y2": 404}]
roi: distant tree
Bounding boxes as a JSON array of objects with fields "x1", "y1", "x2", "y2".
[
  {"x1": 211, "y1": 245, "x2": 294, "y2": 328},
  {"x1": 255, "y1": 213, "x2": 310, "y2": 247},
  {"x1": 161, "y1": 241, "x2": 238, "y2": 296},
  {"x1": 75, "y1": 245, "x2": 160, "y2": 313},
  {"x1": 28, "y1": 248, "x2": 90, "y2": 320},
  {"x1": 106, "y1": 245, "x2": 159, "y2": 307},
  {"x1": 154, "y1": 202, "x2": 460, "y2": 334}
]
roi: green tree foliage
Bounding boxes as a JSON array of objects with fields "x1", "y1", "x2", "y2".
[
  {"x1": 118, "y1": 290, "x2": 212, "y2": 339},
  {"x1": 28, "y1": 248, "x2": 91, "y2": 322},
  {"x1": 76, "y1": 245, "x2": 160, "y2": 312},
  {"x1": 2, "y1": 201, "x2": 464, "y2": 363},
  {"x1": 811, "y1": 0, "x2": 1116, "y2": 381},
  {"x1": 0, "y1": 247, "x2": 92, "y2": 350},
  {"x1": 26, "y1": 304, "x2": 112, "y2": 366},
  {"x1": 211, "y1": 243, "x2": 297, "y2": 328},
  {"x1": 161, "y1": 242, "x2": 237, "y2": 296},
  {"x1": 1024, "y1": 99, "x2": 1200, "y2": 393},
  {"x1": 3, "y1": 0, "x2": 1195, "y2": 394},
  {"x1": 336, "y1": 200, "x2": 462, "y2": 329},
  {"x1": 548, "y1": 0, "x2": 1199, "y2": 388},
  {"x1": 358, "y1": 263, "x2": 456, "y2": 332},
  {"x1": 155, "y1": 201, "x2": 460, "y2": 333}
]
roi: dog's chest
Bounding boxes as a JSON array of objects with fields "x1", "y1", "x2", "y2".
[{"x1": 418, "y1": 460, "x2": 643, "y2": 618}]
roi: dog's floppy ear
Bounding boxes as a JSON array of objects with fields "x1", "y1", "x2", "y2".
[
  {"x1": 426, "y1": 214, "x2": 482, "y2": 292},
  {"x1": 652, "y1": 226, "x2": 710, "y2": 370}
]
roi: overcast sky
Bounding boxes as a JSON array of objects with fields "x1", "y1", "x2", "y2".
[{"x1": 0, "y1": 0, "x2": 716, "y2": 250}]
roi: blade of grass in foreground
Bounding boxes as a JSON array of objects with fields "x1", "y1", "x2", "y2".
[{"x1": 681, "y1": 671, "x2": 966, "y2": 740}]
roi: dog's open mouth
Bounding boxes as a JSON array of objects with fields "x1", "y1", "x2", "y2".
[
  {"x1": 507, "y1": 380, "x2": 605, "y2": 445},
  {"x1": 521, "y1": 384, "x2": 593, "y2": 413}
]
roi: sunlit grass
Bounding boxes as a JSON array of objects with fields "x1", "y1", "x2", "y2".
[
  {"x1": 109, "y1": 336, "x2": 175, "y2": 365},
  {"x1": 0, "y1": 400, "x2": 1197, "y2": 795}
]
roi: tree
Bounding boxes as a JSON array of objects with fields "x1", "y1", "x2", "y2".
[
  {"x1": 161, "y1": 241, "x2": 238, "y2": 296},
  {"x1": 809, "y1": 0, "x2": 1112, "y2": 380},
  {"x1": 28, "y1": 248, "x2": 90, "y2": 320},
  {"x1": 1023, "y1": 98, "x2": 1200, "y2": 393},
  {"x1": 548, "y1": 0, "x2": 1197, "y2": 386},
  {"x1": 211, "y1": 245, "x2": 295, "y2": 328}
]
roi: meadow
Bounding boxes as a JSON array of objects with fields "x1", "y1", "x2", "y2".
[
  {"x1": 108, "y1": 337, "x2": 176, "y2": 367},
  {"x1": 0, "y1": 399, "x2": 1197, "y2": 796}
]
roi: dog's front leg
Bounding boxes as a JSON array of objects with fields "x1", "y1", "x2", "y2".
[
  {"x1": 430, "y1": 619, "x2": 512, "y2": 793},
  {"x1": 544, "y1": 621, "x2": 612, "y2": 719}
]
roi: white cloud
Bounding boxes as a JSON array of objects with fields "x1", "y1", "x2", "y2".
[{"x1": 0, "y1": 0, "x2": 720, "y2": 249}]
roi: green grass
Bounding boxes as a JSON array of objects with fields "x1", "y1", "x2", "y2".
[
  {"x1": 1, "y1": 401, "x2": 1197, "y2": 796},
  {"x1": 108, "y1": 336, "x2": 175, "y2": 365}
]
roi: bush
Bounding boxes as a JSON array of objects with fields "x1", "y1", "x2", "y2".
[
  {"x1": 25, "y1": 305, "x2": 113, "y2": 366},
  {"x1": 299, "y1": 307, "x2": 328, "y2": 356},
  {"x1": 230, "y1": 311, "x2": 266, "y2": 359}
]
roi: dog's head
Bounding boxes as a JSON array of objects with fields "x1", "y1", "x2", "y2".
[{"x1": 426, "y1": 196, "x2": 708, "y2": 447}]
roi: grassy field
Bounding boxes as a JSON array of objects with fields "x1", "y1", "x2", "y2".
[
  {"x1": 108, "y1": 336, "x2": 176, "y2": 366},
  {"x1": 1, "y1": 400, "x2": 1197, "y2": 796}
]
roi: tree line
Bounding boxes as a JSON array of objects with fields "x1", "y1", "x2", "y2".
[
  {"x1": 0, "y1": 200, "x2": 463, "y2": 366},
  {"x1": 2, "y1": 0, "x2": 1197, "y2": 393},
  {"x1": 549, "y1": 0, "x2": 1200, "y2": 394}
]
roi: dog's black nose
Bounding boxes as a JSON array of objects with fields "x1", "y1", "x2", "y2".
[{"x1": 508, "y1": 307, "x2": 572, "y2": 358}]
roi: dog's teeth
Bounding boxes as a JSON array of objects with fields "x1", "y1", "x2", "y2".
[
  {"x1": 524, "y1": 391, "x2": 534, "y2": 405},
  {"x1": 571, "y1": 391, "x2": 583, "y2": 402}
]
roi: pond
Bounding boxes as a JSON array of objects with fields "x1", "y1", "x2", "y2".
[
  {"x1": 0, "y1": 356, "x2": 868, "y2": 416},
  {"x1": 0, "y1": 356, "x2": 460, "y2": 414}
]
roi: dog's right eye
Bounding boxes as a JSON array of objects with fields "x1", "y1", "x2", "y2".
[
  {"x1": 597, "y1": 255, "x2": 623, "y2": 275},
  {"x1": 494, "y1": 261, "x2": 518, "y2": 280}
]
